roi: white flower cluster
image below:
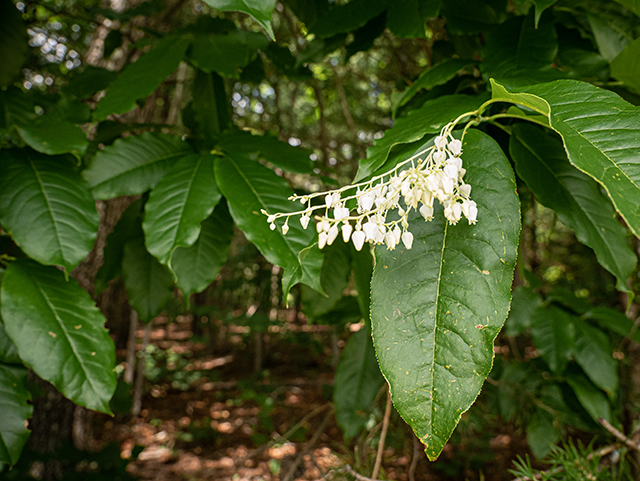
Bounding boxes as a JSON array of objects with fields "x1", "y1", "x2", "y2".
[{"x1": 263, "y1": 130, "x2": 477, "y2": 252}]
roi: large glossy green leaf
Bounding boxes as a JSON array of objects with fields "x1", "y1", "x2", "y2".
[
  {"x1": 491, "y1": 79, "x2": 640, "y2": 238},
  {"x1": 526, "y1": 409, "x2": 559, "y2": 459},
  {"x1": 188, "y1": 31, "x2": 268, "y2": 77},
  {"x1": 566, "y1": 369, "x2": 612, "y2": 423},
  {"x1": 386, "y1": 0, "x2": 440, "y2": 38},
  {"x1": 144, "y1": 154, "x2": 221, "y2": 266},
  {"x1": 0, "y1": 0, "x2": 29, "y2": 88},
  {"x1": 573, "y1": 320, "x2": 618, "y2": 395},
  {"x1": 0, "y1": 364, "x2": 32, "y2": 466},
  {"x1": 481, "y1": 14, "x2": 563, "y2": 88},
  {"x1": 93, "y1": 36, "x2": 191, "y2": 120},
  {"x1": 355, "y1": 94, "x2": 485, "y2": 182},
  {"x1": 0, "y1": 260, "x2": 116, "y2": 413},
  {"x1": 16, "y1": 116, "x2": 88, "y2": 158},
  {"x1": 216, "y1": 130, "x2": 314, "y2": 174},
  {"x1": 83, "y1": 132, "x2": 192, "y2": 199},
  {"x1": 530, "y1": 305, "x2": 574, "y2": 373},
  {"x1": 0, "y1": 149, "x2": 99, "y2": 273},
  {"x1": 62, "y1": 67, "x2": 118, "y2": 100},
  {"x1": 311, "y1": 0, "x2": 386, "y2": 38},
  {"x1": 510, "y1": 124, "x2": 636, "y2": 291},
  {"x1": 188, "y1": 70, "x2": 229, "y2": 145},
  {"x1": 587, "y1": 14, "x2": 630, "y2": 63},
  {"x1": 611, "y1": 37, "x2": 640, "y2": 93},
  {"x1": 334, "y1": 328, "x2": 385, "y2": 440},
  {"x1": 122, "y1": 240, "x2": 175, "y2": 323},
  {"x1": 214, "y1": 153, "x2": 323, "y2": 296},
  {"x1": 201, "y1": 0, "x2": 276, "y2": 39},
  {"x1": 0, "y1": 321, "x2": 20, "y2": 365},
  {"x1": 370, "y1": 129, "x2": 521, "y2": 460},
  {"x1": 172, "y1": 201, "x2": 234, "y2": 298},
  {"x1": 395, "y1": 60, "x2": 474, "y2": 114}
]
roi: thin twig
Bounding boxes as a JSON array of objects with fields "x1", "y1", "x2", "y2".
[
  {"x1": 409, "y1": 435, "x2": 421, "y2": 481},
  {"x1": 282, "y1": 410, "x2": 333, "y2": 481},
  {"x1": 342, "y1": 464, "x2": 384, "y2": 481},
  {"x1": 372, "y1": 390, "x2": 392, "y2": 479},
  {"x1": 599, "y1": 418, "x2": 640, "y2": 451}
]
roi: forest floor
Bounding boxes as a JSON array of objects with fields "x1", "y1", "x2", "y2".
[{"x1": 95, "y1": 315, "x2": 534, "y2": 481}]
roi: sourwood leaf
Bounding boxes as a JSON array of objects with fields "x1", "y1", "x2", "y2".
[
  {"x1": 188, "y1": 30, "x2": 268, "y2": 77},
  {"x1": 144, "y1": 154, "x2": 221, "y2": 266},
  {"x1": 0, "y1": 321, "x2": 20, "y2": 365},
  {"x1": 611, "y1": 37, "x2": 640, "y2": 93},
  {"x1": 573, "y1": 320, "x2": 618, "y2": 395},
  {"x1": 0, "y1": 365, "x2": 32, "y2": 466},
  {"x1": 122, "y1": 240, "x2": 175, "y2": 323},
  {"x1": 93, "y1": 36, "x2": 191, "y2": 120},
  {"x1": 491, "y1": 79, "x2": 640, "y2": 238},
  {"x1": 481, "y1": 14, "x2": 563, "y2": 88},
  {"x1": 16, "y1": 113, "x2": 89, "y2": 157},
  {"x1": 510, "y1": 124, "x2": 636, "y2": 291},
  {"x1": 214, "y1": 154, "x2": 323, "y2": 296},
  {"x1": 355, "y1": 94, "x2": 485, "y2": 181},
  {"x1": 0, "y1": 0, "x2": 29, "y2": 88},
  {"x1": 311, "y1": 0, "x2": 386, "y2": 38},
  {"x1": 334, "y1": 328, "x2": 384, "y2": 439},
  {"x1": 0, "y1": 259, "x2": 116, "y2": 413},
  {"x1": 530, "y1": 305, "x2": 575, "y2": 374},
  {"x1": 566, "y1": 369, "x2": 612, "y2": 423},
  {"x1": 201, "y1": 0, "x2": 276, "y2": 39},
  {"x1": 172, "y1": 201, "x2": 234, "y2": 299},
  {"x1": 386, "y1": 0, "x2": 439, "y2": 38},
  {"x1": 395, "y1": 60, "x2": 475, "y2": 114},
  {"x1": 83, "y1": 132, "x2": 192, "y2": 199},
  {"x1": 0, "y1": 149, "x2": 99, "y2": 273},
  {"x1": 526, "y1": 409, "x2": 559, "y2": 459},
  {"x1": 370, "y1": 130, "x2": 521, "y2": 460}
]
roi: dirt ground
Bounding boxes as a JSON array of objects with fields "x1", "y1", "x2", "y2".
[{"x1": 95, "y1": 315, "x2": 534, "y2": 481}]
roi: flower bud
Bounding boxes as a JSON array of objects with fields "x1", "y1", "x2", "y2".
[
  {"x1": 402, "y1": 231, "x2": 414, "y2": 249},
  {"x1": 352, "y1": 230, "x2": 366, "y2": 251},
  {"x1": 448, "y1": 139, "x2": 462, "y2": 155}
]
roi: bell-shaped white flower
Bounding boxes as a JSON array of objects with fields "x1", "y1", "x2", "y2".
[
  {"x1": 318, "y1": 232, "x2": 328, "y2": 249},
  {"x1": 444, "y1": 164, "x2": 458, "y2": 180},
  {"x1": 352, "y1": 230, "x2": 366, "y2": 251},
  {"x1": 384, "y1": 231, "x2": 397, "y2": 250},
  {"x1": 393, "y1": 226, "x2": 402, "y2": 244},
  {"x1": 448, "y1": 139, "x2": 462, "y2": 156},
  {"x1": 433, "y1": 150, "x2": 446, "y2": 163},
  {"x1": 282, "y1": 223, "x2": 289, "y2": 235},
  {"x1": 419, "y1": 204, "x2": 434, "y2": 221},
  {"x1": 435, "y1": 136, "x2": 447, "y2": 150},
  {"x1": 467, "y1": 201, "x2": 478, "y2": 224},
  {"x1": 363, "y1": 221, "x2": 378, "y2": 241},
  {"x1": 459, "y1": 184, "x2": 471, "y2": 198},
  {"x1": 402, "y1": 231, "x2": 414, "y2": 249},
  {"x1": 342, "y1": 223, "x2": 353, "y2": 242},
  {"x1": 300, "y1": 214, "x2": 310, "y2": 229},
  {"x1": 327, "y1": 224, "x2": 339, "y2": 245},
  {"x1": 442, "y1": 177, "x2": 454, "y2": 195},
  {"x1": 359, "y1": 193, "x2": 374, "y2": 212}
]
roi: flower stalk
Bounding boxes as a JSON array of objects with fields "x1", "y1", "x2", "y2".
[{"x1": 262, "y1": 121, "x2": 478, "y2": 252}]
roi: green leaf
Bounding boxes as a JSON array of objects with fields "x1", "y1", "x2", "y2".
[
  {"x1": 143, "y1": 154, "x2": 221, "y2": 266},
  {"x1": 62, "y1": 67, "x2": 118, "y2": 100},
  {"x1": 93, "y1": 36, "x2": 191, "y2": 120},
  {"x1": 503, "y1": 286, "x2": 542, "y2": 337},
  {"x1": 0, "y1": 0, "x2": 29, "y2": 87},
  {"x1": 16, "y1": 113, "x2": 88, "y2": 157},
  {"x1": 566, "y1": 370, "x2": 612, "y2": 423},
  {"x1": 355, "y1": 94, "x2": 485, "y2": 182},
  {"x1": 611, "y1": 37, "x2": 640, "y2": 93},
  {"x1": 172, "y1": 201, "x2": 234, "y2": 299},
  {"x1": 188, "y1": 70, "x2": 229, "y2": 144},
  {"x1": 0, "y1": 364, "x2": 32, "y2": 466},
  {"x1": 83, "y1": 132, "x2": 192, "y2": 200},
  {"x1": 217, "y1": 130, "x2": 314, "y2": 174},
  {"x1": 526, "y1": 409, "x2": 559, "y2": 459},
  {"x1": 395, "y1": 60, "x2": 475, "y2": 114},
  {"x1": 531, "y1": 305, "x2": 575, "y2": 373},
  {"x1": 334, "y1": 328, "x2": 385, "y2": 440},
  {"x1": 352, "y1": 245, "x2": 374, "y2": 322},
  {"x1": 370, "y1": 130, "x2": 521, "y2": 460},
  {"x1": 95, "y1": 199, "x2": 144, "y2": 293},
  {"x1": 122, "y1": 240, "x2": 175, "y2": 323},
  {"x1": 311, "y1": 0, "x2": 386, "y2": 38},
  {"x1": 585, "y1": 306, "x2": 640, "y2": 344},
  {"x1": 214, "y1": 154, "x2": 323, "y2": 296},
  {"x1": 440, "y1": 0, "x2": 500, "y2": 35},
  {"x1": 481, "y1": 14, "x2": 563, "y2": 88},
  {"x1": 509, "y1": 124, "x2": 636, "y2": 291},
  {"x1": 301, "y1": 239, "x2": 351, "y2": 320},
  {"x1": 387, "y1": 0, "x2": 440, "y2": 38},
  {"x1": 573, "y1": 320, "x2": 618, "y2": 395},
  {"x1": 612, "y1": 0, "x2": 640, "y2": 16},
  {"x1": 188, "y1": 31, "x2": 268, "y2": 77},
  {"x1": 531, "y1": 0, "x2": 557, "y2": 27},
  {"x1": 0, "y1": 149, "x2": 99, "y2": 273},
  {"x1": 283, "y1": 0, "x2": 329, "y2": 28},
  {"x1": 587, "y1": 14, "x2": 630, "y2": 63},
  {"x1": 0, "y1": 321, "x2": 20, "y2": 365},
  {"x1": 201, "y1": 0, "x2": 276, "y2": 39},
  {"x1": 490, "y1": 79, "x2": 640, "y2": 238},
  {"x1": 0, "y1": 259, "x2": 116, "y2": 413}
]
